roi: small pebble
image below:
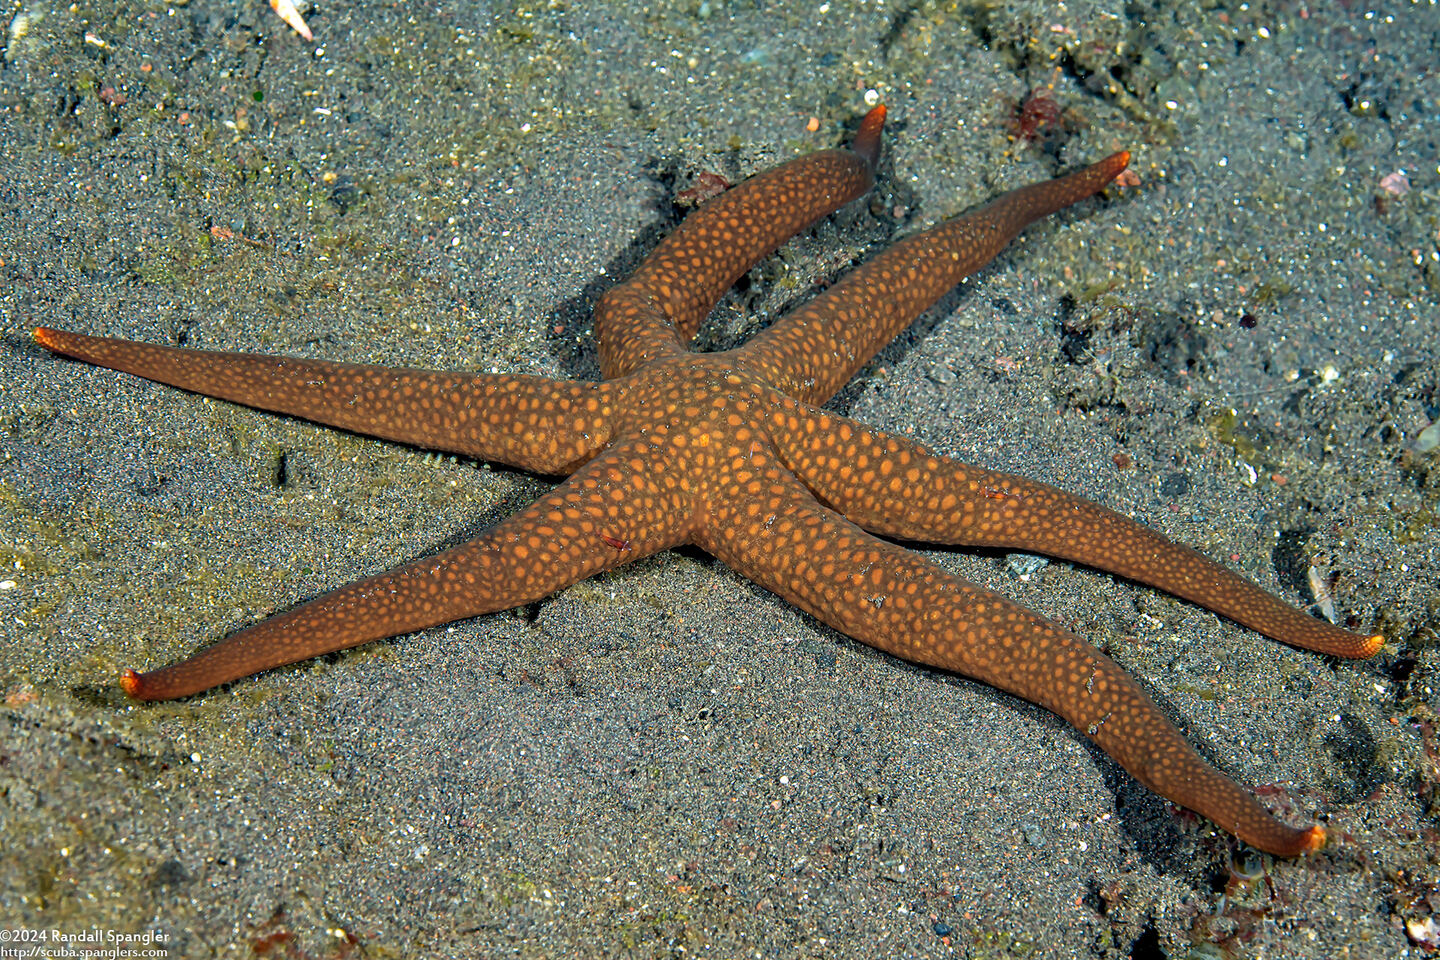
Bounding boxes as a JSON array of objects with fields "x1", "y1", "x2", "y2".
[
  {"x1": 924, "y1": 362, "x2": 956, "y2": 384},
  {"x1": 1006, "y1": 554, "x2": 1049, "y2": 579},
  {"x1": 1416, "y1": 420, "x2": 1440, "y2": 453},
  {"x1": 1379, "y1": 170, "x2": 1411, "y2": 197}
]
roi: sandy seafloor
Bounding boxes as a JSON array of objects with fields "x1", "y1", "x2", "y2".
[{"x1": 1, "y1": 0, "x2": 1438, "y2": 956}]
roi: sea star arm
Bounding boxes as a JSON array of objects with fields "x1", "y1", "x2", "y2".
[
  {"x1": 698, "y1": 462, "x2": 1325, "y2": 856},
  {"x1": 33, "y1": 326, "x2": 617, "y2": 475},
  {"x1": 737, "y1": 151, "x2": 1131, "y2": 406},
  {"x1": 117, "y1": 434, "x2": 695, "y2": 699},
  {"x1": 766, "y1": 401, "x2": 1382, "y2": 659},
  {"x1": 595, "y1": 106, "x2": 886, "y2": 379}
]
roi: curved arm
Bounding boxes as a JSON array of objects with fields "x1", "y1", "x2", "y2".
[
  {"x1": 738, "y1": 151, "x2": 1130, "y2": 406},
  {"x1": 765, "y1": 396, "x2": 1381, "y2": 659},
  {"x1": 595, "y1": 107, "x2": 886, "y2": 378},
  {"x1": 697, "y1": 461, "x2": 1326, "y2": 856}
]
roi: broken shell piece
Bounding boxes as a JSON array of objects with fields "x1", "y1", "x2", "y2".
[
  {"x1": 1416, "y1": 420, "x2": 1440, "y2": 454},
  {"x1": 1407, "y1": 916, "x2": 1440, "y2": 950},
  {"x1": 270, "y1": 0, "x2": 313, "y2": 41},
  {"x1": 1307, "y1": 565, "x2": 1339, "y2": 625}
]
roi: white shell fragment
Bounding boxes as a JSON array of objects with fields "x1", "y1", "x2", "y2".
[{"x1": 270, "y1": 0, "x2": 313, "y2": 41}]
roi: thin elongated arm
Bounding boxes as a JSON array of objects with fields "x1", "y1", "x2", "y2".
[
  {"x1": 34, "y1": 326, "x2": 619, "y2": 475},
  {"x1": 738, "y1": 151, "x2": 1130, "y2": 406},
  {"x1": 595, "y1": 106, "x2": 886, "y2": 378},
  {"x1": 698, "y1": 461, "x2": 1325, "y2": 856},
  {"x1": 119, "y1": 435, "x2": 697, "y2": 699},
  {"x1": 766, "y1": 400, "x2": 1382, "y2": 659}
]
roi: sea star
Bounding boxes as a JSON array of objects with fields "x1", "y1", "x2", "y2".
[{"x1": 34, "y1": 105, "x2": 1381, "y2": 857}]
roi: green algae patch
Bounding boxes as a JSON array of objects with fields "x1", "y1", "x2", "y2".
[
  {"x1": 1201, "y1": 401, "x2": 1282, "y2": 475},
  {"x1": 131, "y1": 227, "x2": 216, "y2": 289},
  {"x1": 966, "y1": 927, "x2": 1041, "y2": 958},
  {"x1": 1390, "y1": 505, "x2": 1437, "y2": 546},
  {"x1": 0, "y1": 482, "x2": 100, "y2": 578},
  {"x1": 0, "y1": 482, "x2": 108, "y2": 671},
  {"x1": 1173, "y1": 682, "x2": 1220, "y2": 702}
]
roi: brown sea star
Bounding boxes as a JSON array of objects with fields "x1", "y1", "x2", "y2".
[{"x1": 34, "y1": 105, "x2": 1381, "y2": 857}]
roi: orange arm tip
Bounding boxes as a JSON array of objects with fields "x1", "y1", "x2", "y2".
[
  {"x1": 119, "y1": 668, "x2": 143, "y2": 699},
  {"x1": 33, "y1": 326, "x2": 62, "y2": 350},
  {"x1": 1300, "y1": 825, "x2": 1327, "y2": 852},
  {"x1": 1360, "y1": 634, "x2": 1385, "y2": 657},
  {"x1": 1096, "y1": 151, "x2": 1135, "y2": 190},
  {"x1": 1098, "y1": 151, "x2": 1131, "y2": 179}
]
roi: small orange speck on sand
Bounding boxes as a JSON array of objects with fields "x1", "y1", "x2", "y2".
[
  {"x1": 806, "y1": 116, "x2": 820, "y2": 133},
  {"x1": 5, "y1": 685, "x2": 37, "y2": 708}
]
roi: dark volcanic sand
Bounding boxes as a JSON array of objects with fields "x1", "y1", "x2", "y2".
[{"x1": 2, "y1": 1, "x2": 1437, "y2": 957}]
